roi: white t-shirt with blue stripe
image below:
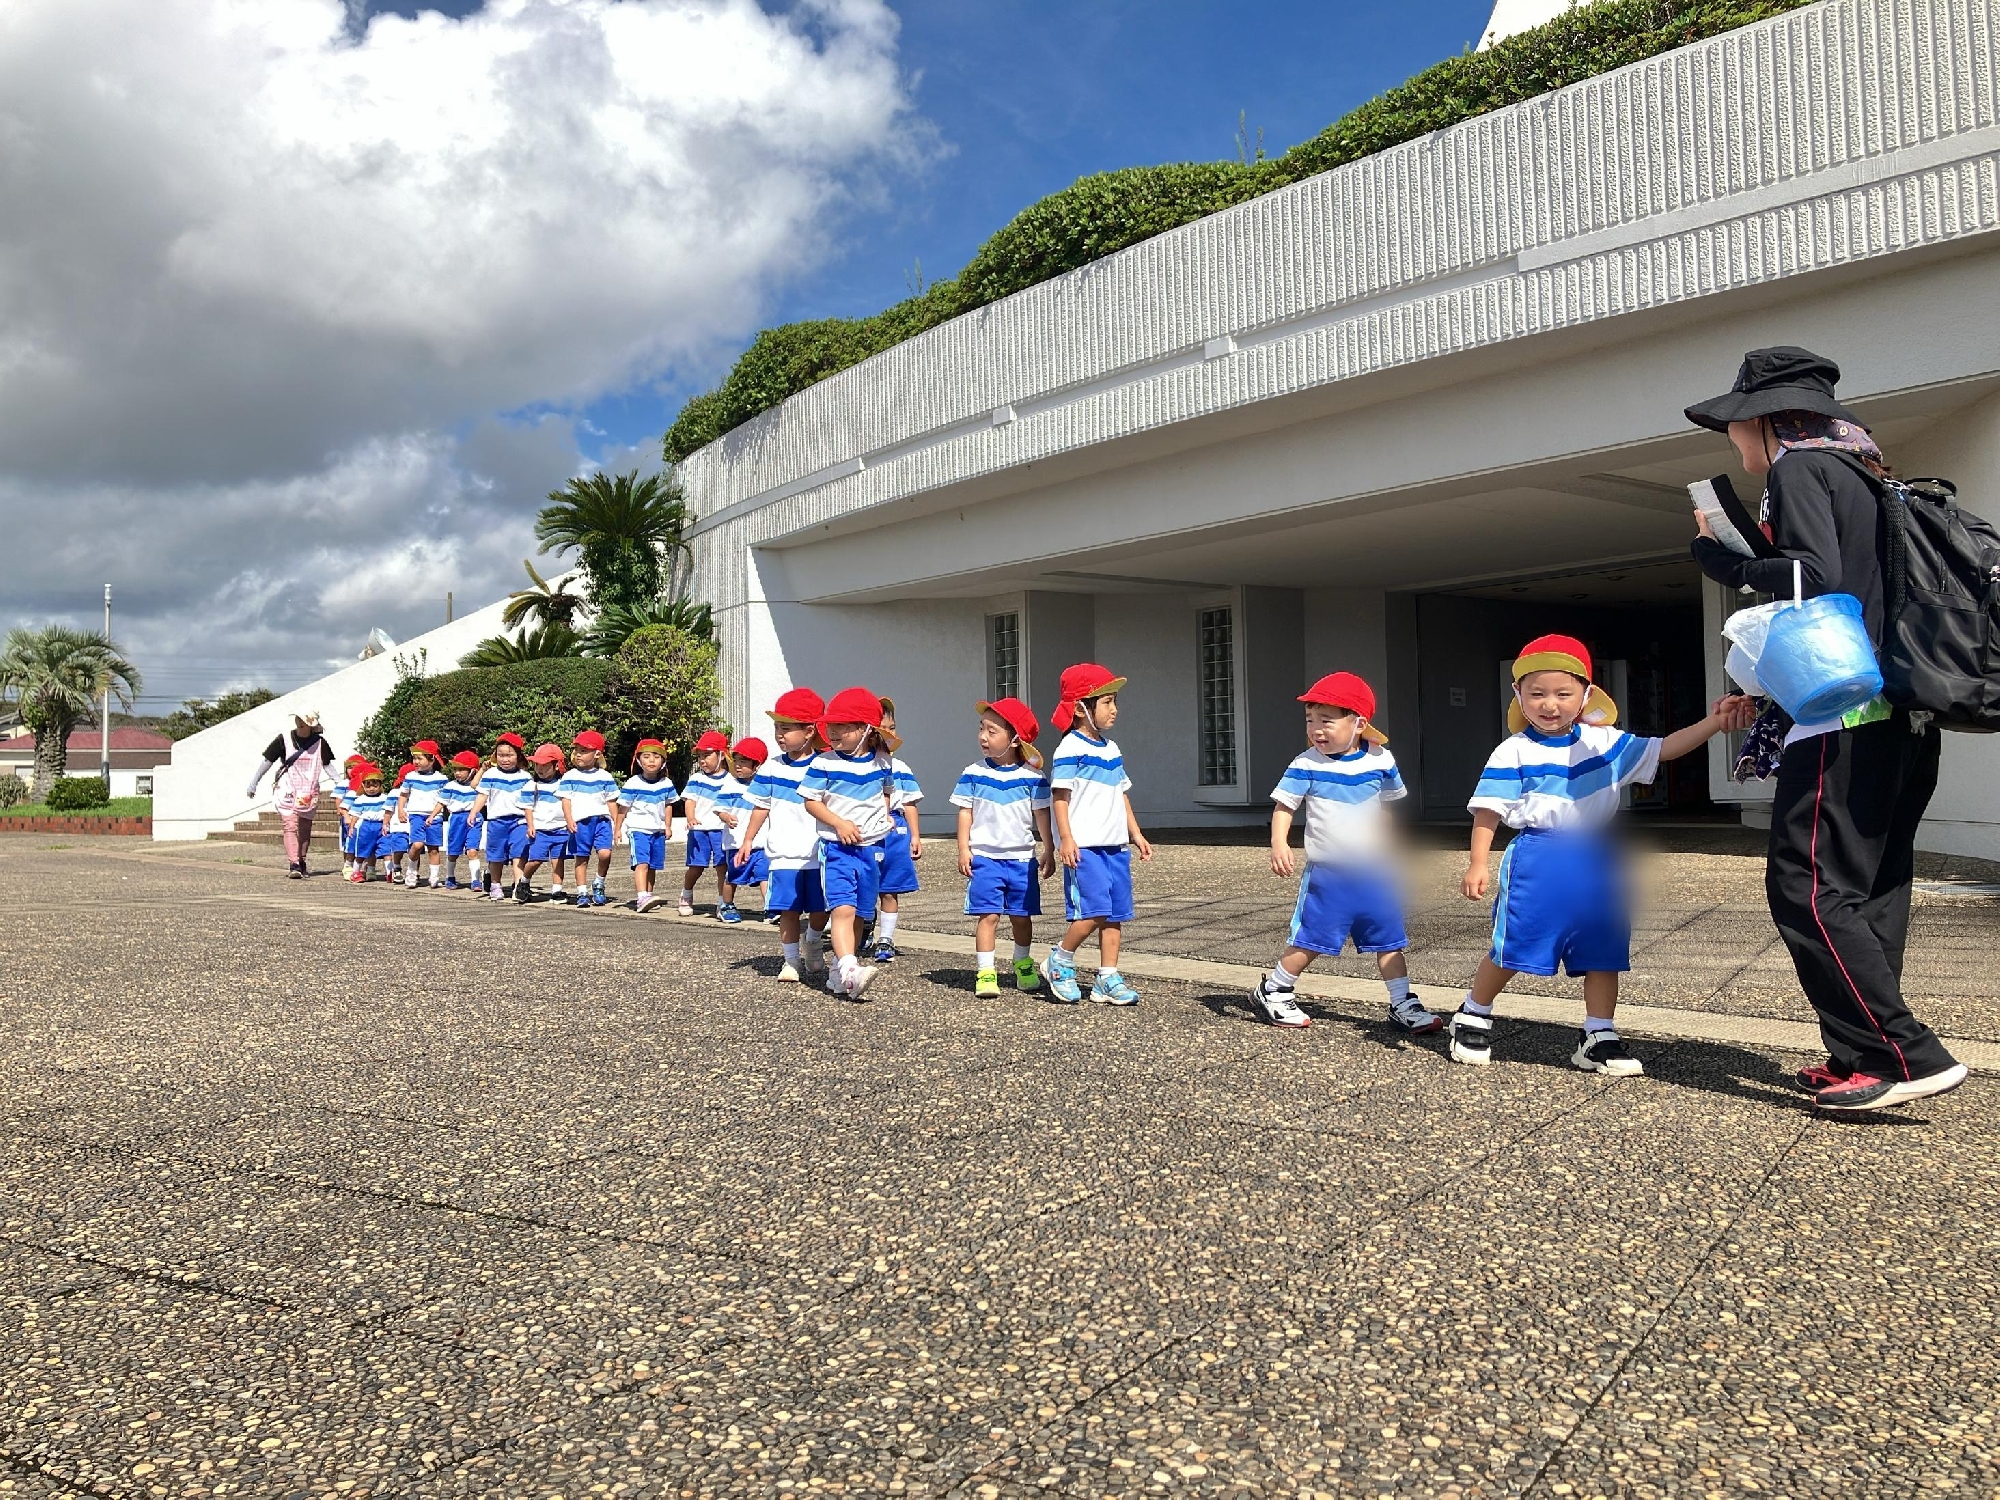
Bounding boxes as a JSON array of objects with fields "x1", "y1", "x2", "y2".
[
  {"x1": 748, "y1": 753, "x2": 820, "y2": 870},
  {"x1": 438, "y1": 779, "x2": 479, "y2": 815},
  {"x1": 402, "y1": 769, "x2": 449, "y2": 815},
  {"x1": 800, "y1": 749, "x2": 895, "y2": 845},
  {"x1": 1049, "y1": 730, "x2": 1132, "y2": 849},
  {"x1": 950, "y1": 758, "x2": 1050, "y2": 861},
  {"x1": 889, "y1": 758, "x2": 923, "y2": 811},
  {"x1": 1467, "y1": 723, "x2": 1662, "y2": 832},
  {"x1": 558, "y1": 766, "x2": 620, "y2": 821},
  {"x1": 621, "y1": 775, "x2": 678, "y2": 834},
  {"x1": 716, "y1": 776, "x2": 765, "y2": 851},
  {"x1": 477, "y1": 767, "x2": 531, "y2": 820},
  {"x1": 1270, "y1": 744, "x2": 1406, "y2": 865},
  {"x1": 522, "y1": 779, "x2": 570, "y2": 834},
  {"x1": 682, "y1": 769, "x2": 732, "y2": 831}
]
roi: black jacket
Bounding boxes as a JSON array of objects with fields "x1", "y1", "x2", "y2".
[{"x1": 1691, "y1": 449, "x2": 1889, "y2": 646}]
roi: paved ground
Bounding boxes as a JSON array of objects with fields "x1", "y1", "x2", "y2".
[{"x1": 2, "y1": 832, "x2": 1996, "y2": 1499}]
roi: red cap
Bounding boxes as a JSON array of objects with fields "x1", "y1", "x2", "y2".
[
  {"x1": 1052, "y1": 663, "x2": 1127, "y2": 733},
  {"x1": 694, "y1": 730, "x2": 730, "y2": 755},
  {"x1": 394, "y1": 762, "x2": 414, "y2": 788},
  {"x1": 1513, "y1": 634, "x2": 1594, "y2": 683},
  {"x1": 343, "y1": 753, "x2": 367, "y2": 768},
  {"x1": 495, "y1": 731, "x2": 526, "y2": 752},
  {"x1": 1298, "y1": 672, "x2": 1387, "y2": 746},
  {"x1": 631, "y1": 737, "x2": 666, "y2": 771},
  {"x1": 409, "y1": 739, "x2": 442, "y2": 759},
  {"x1": 529, "y1": 742, "x2": 566, "y2": 768},
  {"x1": 732, "y1": 736, "x2": 769, "y2": 765},
  {"x1": 823, "y1": 687, "x2": 884, "y2": 729},
  {"x1": 768, "y1": 687, "x2": 825, "y2": 725},
  {"x1": 351, "y1": 761, "x2": 381, "y2": 789},
  {"x1": 977, "y1": 697, "x2": 1042, "y2": 769},
  {"x1": 450, "y1": 749, "x2": 481, "y2": 770},
  {"x1": 571, "y1": 728, "x2": 606, "y2": 753}
]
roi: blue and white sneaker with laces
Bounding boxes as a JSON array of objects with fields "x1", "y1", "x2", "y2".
[
  {"x1": 717, "y1": 902, "x2": 743, "y2": 924},
  {"x1": 591, "y1": 882, "x2": 609, "y2": 906},
  {"x1": 1040, "y1": 949, "x2": 1082, "y2": 1004},
  {"x1": 1090, "y1": 970, "x2": 1141, "y2": 1007}
]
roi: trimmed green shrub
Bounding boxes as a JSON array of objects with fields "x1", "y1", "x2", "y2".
[
  {"x1": 663, "y1": 0, "x2": 1818, "y2": 464},
  {"x1": 395, "y1": 658, "x2": 620, "y2": 760},
  {"x1": 47, "y1": 775, "x2": 111, "y2": 811},
  {"x1": 0, "y1": 773, "x2": 29, "y2": 808},
  {"x1": 604, "y1": 625, "x2": 722, "y2": 785},
  {"x1": 354, "y1": 656, "x2": 434, "y2": 769}
]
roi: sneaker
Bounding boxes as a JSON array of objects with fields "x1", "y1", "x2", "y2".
[
  {"x1": 718, "y1": 903, "x2": 743, "y2": 924},
  {"x1": 574, "y1": 892, "x2": 592, "y2": 908},
  {"x1": 1041, "y1": 951, "x2": 1082, "y2": 1004},
  {"x1": 1390, "y1": 994, "x2": 1445, "y2": 1035},
  {"x1": 801, "y1": 948, "x2": 827, "y2": 978},
  {"x1": 1012, "y1": 957, "x2": 1041, "y2": 993},
  {"x1": 874, "y1": 940, "x2": 898, "y2": 963},
  {"x1": 287, "y1": 865, "x2": 303, "y2": 881},
  {"x1": 489, "y1": 885, "x2": 507, "y2": 902},
  {"x1": 1792, "y1": 1060, "x2": 1850, "y2": 1093},
  {"x1": 1447, "y1": 1008, "x2": 1493, "y2": 1066},
  {"x1": 1572, "y1": 1029, "x2": 1644, "y2": 1077},
  {"x1": 1090, "y1": 972, "x2": 1140, "y2": 1007},
  {"x1": 1249, "y1": 983, "x2": 1310, "y2": 1028},
  {"x1": 762, "y1": 910, "x2": 783, "y2": 926},
  {"x1": 1814, "y1": 1062, "x2": 1969, "y2": 1114},
  {"x1": 634, "y1": 892, "x2": 656, "y2": 913},
  {"x1": 845, "y1": 963, "x2": 878, "y2": 1002},
  {"x1": 347, "y1": 870, "x2": 366, "y2": 884},
  {"x1": 677, "y1": 895, "x2": 695, "y2": 917},
  {"x1": 404, "y1": 870, "x2": 419, "y2": 888},
  {"x1": 444, "y1": 878, "x2": 460, "y2": 890},
  {"x1": 974, "y1": 969, "x2": 1002, "y2": 999},
  {"x1": 591, "y1": 886, "x2": 609, "y2": 907},
  {"x1": 514, "y1": 882, "x2": 533, "y2": 904},
  {"x1": 777, "y1": 961, "x2": 802, "y2": 983}
]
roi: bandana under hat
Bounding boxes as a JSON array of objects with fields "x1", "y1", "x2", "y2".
[{"x1": 1508, "y1": 634, "x2": 1619, "y2": 736}]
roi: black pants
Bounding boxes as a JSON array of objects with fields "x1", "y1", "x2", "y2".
[{"x1": 1766, "y1": 715, "x2": 1956, "y2": 1080}]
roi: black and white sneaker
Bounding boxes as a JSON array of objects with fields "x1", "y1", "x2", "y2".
[
  {"x1": 1248, "y1": 983, "x2": 1310, "y2": 1028},
  {"x1": 1571, "y1": 1029, "x2": 1644, "y2": 1076},
  {"x1": 1389, "y1": 994, "x2": 1445, "y2": 1035},
  {"x1": 1447, "y1": 1008, "x2": 1493, "y2": 1066}
]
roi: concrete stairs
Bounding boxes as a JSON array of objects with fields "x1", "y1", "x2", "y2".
[{"x1": 208, "y1": 810, "x2": 311, "y2": 848}]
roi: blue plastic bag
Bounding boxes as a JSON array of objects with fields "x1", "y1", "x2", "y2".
[{"x1": 1756, "y1": 562, "x2": 1882, "y2": 723}]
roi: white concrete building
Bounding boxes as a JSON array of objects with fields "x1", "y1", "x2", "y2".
[{"x1": 680, "y1": 0, "x2": 2000, "y2": 858}]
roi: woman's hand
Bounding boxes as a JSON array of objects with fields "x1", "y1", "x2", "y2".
[{"x1": 1693, "y1": 506, "x2": 1717, "y2": 541}]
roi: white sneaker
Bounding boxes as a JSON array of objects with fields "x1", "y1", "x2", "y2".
[
  {"x1": 802, "y1": 947, "x2": 827, "y2": 977},
  {"x1": 845, "y1": 963, "x2": 878, "y2": 1001},
  {"x1": 1248, "y1": 983, "x2": 1310, "y2": 1028},
  {"x1": 403, "y1": 869, "x2": 419, "y2": 888},
  {"x1": 777, "y1": 961, "x2": 802, "y2": 983},
  {"x1": 1571, "y1": 1029, "x2": 1645, "y2": 1077},
  {"x1": 677, "y1": 895, "x2": 694, "y2": 916},
  {"x1": 1448, "y1": 1009, "x2": 1493, "y2": 1066}
]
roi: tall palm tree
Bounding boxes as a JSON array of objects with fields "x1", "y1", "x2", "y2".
[
  {"x1": 534, "y1": 470, "x2": 695, "y2": 614},
  {"x1": 501, "y1": 559, "x2": 584, "y2": 631},
  {"x1": 0, "y1": 626, "x2": 143, "y2": 797}
]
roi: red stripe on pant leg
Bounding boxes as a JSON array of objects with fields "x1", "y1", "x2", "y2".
[{"x1": 1809, "y1": 735, "x2": 1909, "y2": 1080}]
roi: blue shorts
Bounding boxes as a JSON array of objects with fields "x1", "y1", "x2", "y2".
[
  {"x1": 876, "y1": 817, "x2": 919, "y2": 895},
  {"x1": 570, "y1": 815, "x2": 614, "y2": 856},
  {"x1": 339, "y1": 820, "x2": 354, "y2": 855},
  {"x1": 685, "y1": 828, "x2": 729, "y2": 868},
  {"x1": 728, "y1": 847, "x2": 769, "y2": 887},
  {"x1": 444, "y1": 811, "x2": 482, "y2": 858},
  {"x1": 630, "y1": 829, "x2": 668, "y2": 870},
  {"x1": 527, "y1": 828, "x2": 572, "y2": 861},
  {"x1": 767, "y1": 866, "x2": 826, "y2": 914},
  {"x1": 1491, "y1": 829, "x2": 1631, "y2": 977},
  {"x1": 820, "y1": 839, "x2": 883, "y2": 918},
  {"x1": 382, "y1": 830, "x2": 411, "y2": 855},
  {"x1": 965, "y1": 855, "x2": 1041, "y2": 918},
  {"x1": 408, "y1": 812, "x2": 442, "y2": 848},
  {"x1": 1062, "y1": 846, "x2": 1134, "y2": 923},
  {"x1": 483, "y1": 814, "x2": 527, "y2": 863},
  {"x1": 1288, "y1": 863, "x2": 1408, "y2": 955},
  {"x1": 352, "y1": 822, "x2": 383, "y2": 859}
]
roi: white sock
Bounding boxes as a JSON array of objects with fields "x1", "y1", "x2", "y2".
[
  {"x1": 975, "y1": 950, "x2": 996, "y2": 973},
  {"x1": 550, "y1": 881, "x2": 564, "y2": 896},
  {"x1": 1461, "y1": 993, "x2": 1494, "y2": 1017},
  {"x1": 1054, "y1": 944, "x2": 1078, "y2": 962},
  {"x1": 838, "y1": 953, "x2": 859, "y2": 981},
  {"x1": 1385, "y1": 975, "x2": 1411, "y2": 1004},
  {"x1": 1012, "y1": 943, "x2": 1032, "y2": 963},
  {"x1": 783, "y1": 941, "x2": 801, "y2": 963},
  {"x1": 1099, "y1": 967, "x2": 1120, "y2": 981},
  {"x1": 429, "y1": 864, "x2": 442, "y2": 884},
  {"x1": 1583, "y1": 1016, "x2": 1617, "y2": 1036},
  {"x1": 878, "y1": 912, "x2": 899, "y2": 940},
  {"x1": 1265, "y1": 966, "x2": 1295, "y2": 993},
  {"x1": 803, "y1": 927, "x2": 823, "y2": 951}
]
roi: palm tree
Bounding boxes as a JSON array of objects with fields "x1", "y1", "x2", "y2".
[
  {"x1": 534, "y1": 470, "x2": 695, "y2": 614},
  {"x1": 0, "y1": 626, "x2": 143, "y2": 798},
  {"x1": 578, "y1": 597, "x2": 715, "y2": 658},
  {"x1": 500, "y1": 559, "x2": 584, "y2": 632},
  {"x1": 460, "y1": 623, "x2": 582, "y2": 669}
]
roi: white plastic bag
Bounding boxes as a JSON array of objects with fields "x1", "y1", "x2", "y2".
[{"x1": 1719, "y1": 566, "x2": 1801, "y2": 695}]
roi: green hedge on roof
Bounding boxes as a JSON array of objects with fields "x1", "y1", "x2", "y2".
[{"x1": 663, "y1": 0, "x2": 1819, "y2": 465}]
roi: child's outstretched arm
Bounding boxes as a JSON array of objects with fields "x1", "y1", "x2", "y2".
[
  {"x1": 1463, "y1": 810, "x2": 1502, "y2": 900},
  {"x1": 1659, "y1": 695, "x2": 1758, "y2": 762},
  {"x1": 1269, "y1": 804, "x2": 1296, "y2": 878},
  {"x1": 1124, "y1": 793, "x2": 1153, "y2": 862}
]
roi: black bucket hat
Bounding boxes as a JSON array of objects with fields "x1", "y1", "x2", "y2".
[{"x1": 1685, "y1": 346, "x2": 1865, "y2": 433}]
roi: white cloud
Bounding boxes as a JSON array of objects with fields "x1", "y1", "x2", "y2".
[{"x1": 0, "y1": 0, "x2": 917, "y2": 695}]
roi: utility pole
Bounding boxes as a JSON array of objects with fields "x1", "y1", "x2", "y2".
[
  {"x1": 447, "y1": 591, "x2": 454, "y2": 624},
  {"x1": 100, "y1": 584, "x2": 112, "y2": 786}
]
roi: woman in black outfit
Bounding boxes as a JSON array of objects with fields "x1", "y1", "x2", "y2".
[{"x1": 1687, "y1": 347, "x2": 1966, "y2": 1112}]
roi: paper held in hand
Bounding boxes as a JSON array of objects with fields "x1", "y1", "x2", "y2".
[{"x1": 1688, "y1": 473, "x2": 1767, "y2": 559}]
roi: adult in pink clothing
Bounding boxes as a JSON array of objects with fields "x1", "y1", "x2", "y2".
[{"x1": 247, "y1": 711, "x2": 338, "y2": 878}]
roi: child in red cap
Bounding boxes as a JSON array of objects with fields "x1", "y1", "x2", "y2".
[
  {"x1": 950, "y1": 697, "x2": 1053, "y2": 998},
  {"x1": 717, "y1": 736, "x2": 771, "y2": 923},
  {"x1": 1252, "y1": 672, "x2": 1440, "y2": 1035},
  {"x1": 395, "y1": 741, "x2": 450, "y2": 889},
  {"x1": 799, "y1": 687, "x2": 899, "y2": 1000},
  {"x1": 336, "y1": 754, "x2": 367, "y2": 878},
  {"x1": 736, "y1": 689, "x2": 831, "y2": 981},
  {"x1": 438, "y1": 749, "x2": 486, "y2": 890},
  {"x1": 1043, "y1": 663, "x2": 1153, "y2": 1005},
  {"x1": 380, "y1": 763, "x2": 415, "y2": 885},
  {"x1": 679, "y1": 730, "x2": 736, "y2": 916},
  {"x1": 622, "y1": 739, "x2": 679, "y2": 913},
  {"x1": 345, "y1": 763, "x2": 388, "y2": 882},
  {"x1": 517, "y1": 743, "x2": 572, "y2": 903},
  {"x1": 868, "y1": 697, "x2": 923, "y2": 963},
  {"x1": 1453, "y1": 635, "x2": 1753, "y2": 1074},
  {"x1": 560, "y1": 728, "x2": 622, "y2": 908},
  {"x1": 471, "y1": 733, "x2": 532, "y2": 902}
]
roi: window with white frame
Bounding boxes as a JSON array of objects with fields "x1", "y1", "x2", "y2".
[
  {"x1": 1197, "y1": 605, "x2": 1237, "y2": 787},
  {"x1": 987, "y1": 612, "x2": 1021, "y2": 703}
]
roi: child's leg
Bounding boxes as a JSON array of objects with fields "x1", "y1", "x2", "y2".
[
  {"x1": 634, "y1": 863, "x2": 653, "y2": 896},
  {"x1": 828, "y1": 905, "x2": 857, "y2": 959},
  {"x1": 1097, "y1": 921, "x2": 1121, "y2": 971},
  {"x1": 1583, "y1": 971, "x2": 1619, "y2": 1026},
  {"x1": 1009, "y1": 915, "x2": 1035, "y2": 954},
  {"x1": 1059, "y1": 916, "x2": 1099, "y2": 956},
  {"x1": 974, "y1": 913, "x2": 1000, "y2": 957},
  {"x1": 1447, "y1": 955, "x2": 1517, "y2": 1066}
]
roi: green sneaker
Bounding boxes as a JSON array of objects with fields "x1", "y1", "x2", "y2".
[
  {"x1": 974, "y1": 969, "x2": 1002, "y2": 999},
  {"x1": 1012, "y1": 957, "x2": 1042, "y2": 993}
]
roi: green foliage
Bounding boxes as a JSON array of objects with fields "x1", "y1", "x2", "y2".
[
  {"x1": 46, "y1": 775, "x2": 110, "y2": 810},
  {"x1": 501, "y1": 559, "x2": 585, "y2": 632},
  {"x1": 396, "y1": 658, "x2": 620, "y2": 761},
  {"x1": 604, "y1": 625, "x2": 721, "y2": 785},
  {"x1": 535, "y1": 470, "x2": 694, "y2": 614},
  {"x1": 0, "y1": 794, "x2": 150, "y2": 819},
  {"x1": 0, "y1": 773, "x2": 27, "y2": 808},
  {"x1": 662, "y1": 0, "x2": 1819, "y2": 465},
  {"x1": 159, "y1": 688, "x2": 277, "y2": 740},
  {"x1": 461, "y1": 624, "x2": 582, "y2": 668},
  {"x1": 354, "y1": 652, "x2": 433, "y2": 768},
  {"x1": 0, "y1": 623, "x2": 144, "y2": 795},
  {"x1": 579, "y1": 597, "x2": 716, "y2": 659}
]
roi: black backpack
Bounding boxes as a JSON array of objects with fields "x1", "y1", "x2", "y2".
[{"x1": 1857, "y1": 465, "x2": 2000, "y2": 730}]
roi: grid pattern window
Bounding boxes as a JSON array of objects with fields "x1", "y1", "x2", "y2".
[
  {"x1": 1198, "y1": 606, "x2": 1237, "y2": 787},
  {"x1": 988, "y1": 612, "x2": 1021, "y2": 703}
]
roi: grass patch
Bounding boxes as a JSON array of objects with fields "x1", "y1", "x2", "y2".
[{"x1": 0, "y1": 796, "x2": 152, "y2": 819}]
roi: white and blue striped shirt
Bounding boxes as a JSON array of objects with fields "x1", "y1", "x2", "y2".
[
  {"x1": 438, "y1": 778, "x2": 479, "y2": 815},
  {"x1": 748, "y1": 753, "x2": 821, "y2": 870},
  {"x1": 716, "y1": 776, "x2": 764, "y2": 851},
  {"x1": 800, "y1": 749, "x2": 895, "y2": 845},
  {"x1": 557, "y1": 766, "x2": 620, "y2": 821},
  {"x1": 1271, "y1": 745, "x2": 1405, "y2": 866},
  {"x1": 477, "y1": 767, "x2": 531, "y2": 820},
  {"x1": 950, "y1": 758, "x2": 1050, "y2": 861},
  {"x1": 621, "y1": 774, "x2": 678, "y2": 834},
  {"x1": 681, "y1": 768, "x2": 732, "y2": 832},
  {"x1": 889, "y1": 758, "x2": 923, "y2": 811},
  {"x1": 1049, "y1": 730, "x2": 1132, "y2": 849},
  {"x1": 401, "y1": 769, "x2": 448, "y2": 816},
  {"x1": 1467, "y1": 723, "x2": 1661, "y2": 832},
  {"x1": 522, "y1": 778, "x2": 570, "y2": 834}
]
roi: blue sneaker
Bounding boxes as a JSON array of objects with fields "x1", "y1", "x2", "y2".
[
  {"x1": 1090, "y1": 971, "x2": 1141, "y2": 1007},
  {"x1": 718, "y1": 902, "x2": 743, "y2": 924},
  {"x1": 874, "y1": 939, "x2": 898, "y2": 963},
  {"x1": 1040, "y1": 950, "x2": 1082, "y2": 1004},
  {"x1": 443, "y1": 877, "x2": 460, "y2": 890},
  {"x1": 574, "y1": 892, "x2": 592, "y2": 908},
  {"x1": 591, "y1": 884, "x2": 609, "y2": 907}
]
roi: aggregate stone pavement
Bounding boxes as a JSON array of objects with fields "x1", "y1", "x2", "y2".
[{"x1": 0, "y1": 834, "x2": 1995, "y2": 1499}]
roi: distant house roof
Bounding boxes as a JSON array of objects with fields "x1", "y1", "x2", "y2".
[{"x1": 0, "y1": 726, "x2": 175, "y2": 770}]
